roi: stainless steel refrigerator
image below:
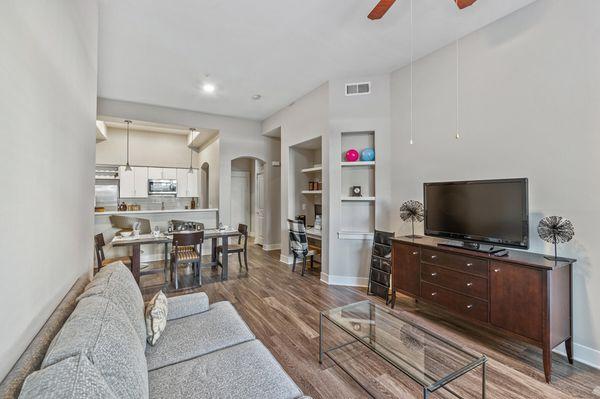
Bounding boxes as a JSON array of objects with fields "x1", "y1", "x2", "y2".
[{"x1": 94, "y1": 180, "x2": 119, "y2": 211}]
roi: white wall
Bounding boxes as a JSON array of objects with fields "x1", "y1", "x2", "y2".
[
  {"x1": 263, "y1": 84, "x2": 330, "y2": 272},
  {"x1": 197, "y1": 137, "x2": 220, "y2": 210},
  {"x1": 96, "y1": 127, "x2": 198, "y2": 168},
  {"x1": 0, "y1": 0, "x2": 98, "y2": 380},
  {"x1": 390, "y1": 0, "x2": 600, "y2": 366}
]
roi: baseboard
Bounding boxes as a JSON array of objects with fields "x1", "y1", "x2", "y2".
[
  {"x1": 254, "y1": 236, "x2": 264, "y2": 246},
  {"x1": 279, "y1": 254, "x2": 294, "y2": 264},
  {"x1": 263, "y1": 243, "x2": 281, "y2": 251},
  {"x1": 320, "y1": 272, "x2": 368, "y2": 287},
  {"x1": 553, "y1": 342, "x2": 600, "y2": 370}
]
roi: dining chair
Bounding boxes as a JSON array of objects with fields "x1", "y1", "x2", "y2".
[
  {"x1": 287, "y1": 219, "x2": 316, "y2": 276},
  {"x1": 171, "y1": 231, "x2": 204, "y2": 289},
  {"x1": 94, "y1": 233, "x2": 132, "y2": 271},
  {"x1": 216, "y1": 224, "x2": 249, "y2": 275}
]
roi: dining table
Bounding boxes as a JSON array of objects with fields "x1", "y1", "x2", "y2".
[{"x1": 111, "y1": 228, "x2": 242, "y2": 285}]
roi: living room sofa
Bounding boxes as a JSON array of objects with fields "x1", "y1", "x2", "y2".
[{"x1": 14, "y1": 262, "x2": 309, "y2": 398}]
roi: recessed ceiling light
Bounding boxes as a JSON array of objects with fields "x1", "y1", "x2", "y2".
[
  {"x1": 202, "y1": 83, "x2": 216, "y2": 93},
  {"x1": 252, "y1": 94, "x2": 262, "y2": 100}
]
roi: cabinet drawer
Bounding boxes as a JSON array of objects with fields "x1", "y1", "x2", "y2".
[
  {"x1": 421, "y1": 282, "x2": 489, "y2": 323},
  {"x1": 421, "y1": 264, "x2": 488, "y2": 300},
  {"x1": 392, "y1": 243, "x2": 421, "y2": 296},
  {"x1": 421, "y1": 249, "x2": 488, "y2": 277}
]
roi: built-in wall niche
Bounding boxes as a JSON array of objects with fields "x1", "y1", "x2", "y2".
[
  {"x1": 290, "y1": 137, "x2": 323, "y2": 228},
  {"x1": 339, "y1": 131, "x2": 375, "y2": 239}
]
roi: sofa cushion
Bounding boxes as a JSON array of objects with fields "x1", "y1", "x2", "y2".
[
  {"x1": 148, "y1": 340, "x2": 303, "y2": 399},
  {"x1": 42, "y1": 295, "x2": 148, "y2": 399},
  {"x1": 145, "y1": 301, "x2": 254, "y2": 371},
  {"x1": 19, "y1": 352, "x2": 117, "y2": 399},
  {"x1": 167, "y1": 292, "x2": 209, "y2": 320},
  {"x1": 78, "y1": 261, "x2": 147, "y2": 349}
]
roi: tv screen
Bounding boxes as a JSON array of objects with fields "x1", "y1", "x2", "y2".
[{"x1": 424, "y1": 178, "x2": 529, "y2": 249}]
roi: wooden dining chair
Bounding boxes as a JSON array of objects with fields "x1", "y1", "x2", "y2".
[
  {"x1": 216, "y1": 224, "x2": 249, "y2": 275},
  {"x1": 171, "y1": 231, "x2": 204, "y2": 289},
  {"x1": 287, "y1": 219, "x2": 316, "y2": 276},
  {"x1": 94, "y1": 233, "x2": 132, "y2": 271}
]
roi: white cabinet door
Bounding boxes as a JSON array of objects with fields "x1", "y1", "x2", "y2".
[
  {"x1": 163, "y1": 168, "x2": 177, "y2": 179},
  {"x1": 148, "y1": 167, "x2": 163, "y2": 180},
  {"x1": 176, "y1": 168, "x2": 189, "y2": 197},
  {"x1": 119, "y1": 166, "x2": 135, "y2": 198},
  {"x1": 133, "y1": 167, "x2": 148, "y2": 198},
  {"x1": 187, "y1": 169, "x2": 199, "y2": 197}
]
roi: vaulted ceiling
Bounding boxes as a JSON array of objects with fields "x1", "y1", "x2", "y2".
[{"x1": 98, "y1": 0, "x2": 538, "y2": 120}]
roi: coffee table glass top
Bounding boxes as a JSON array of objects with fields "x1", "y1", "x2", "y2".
[{"x1": 321, "y1": 300, "x2": 486, "y2": 390}]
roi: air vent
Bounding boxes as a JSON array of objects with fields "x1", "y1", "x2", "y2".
[{"x1": 345, "y1": 82, "x2": 371, "y2": 96}]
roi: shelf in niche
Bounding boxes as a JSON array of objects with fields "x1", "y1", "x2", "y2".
[
  {"x1": 341, "y1": 196, "x2": 375, "y2": 202},
  {"x1": 301, "y1": 190, "x2": 322, "y2": 195},
  {"x1": 301, "y1": 166, "x2": 322, "y2": 173},
  {"x1": 341, "y1": 161, "x2": 375, "y2": 167}
]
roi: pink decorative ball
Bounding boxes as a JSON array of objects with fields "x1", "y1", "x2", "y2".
[{"x1": 345, "y1": 149, "x2": 360, "y2": 162}]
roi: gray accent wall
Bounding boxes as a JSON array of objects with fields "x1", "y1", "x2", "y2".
[
  {"x1": 389, "y1": 0, "x2": 600, "y2": 367},
  {"x1": 0, "y1": 0, "x2": 99, "y2": 380}
]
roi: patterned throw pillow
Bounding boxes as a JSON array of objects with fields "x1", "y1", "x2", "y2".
[{"x1": 145, "y1": 291, "x2": 168, "y2": 346}]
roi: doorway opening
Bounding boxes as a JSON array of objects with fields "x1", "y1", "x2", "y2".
[
  {"x1": 200, "y1": 162, "x2": 209, "y2": 208},
  {"x1": 230, "y1": 157, "x2": 266, "y2": 245}
]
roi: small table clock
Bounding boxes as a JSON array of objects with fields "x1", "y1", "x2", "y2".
[{"x1": 351, "y1": 186, "x2": 362, "y2": 197}]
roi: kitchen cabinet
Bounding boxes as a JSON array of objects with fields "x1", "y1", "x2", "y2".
[
  {"x1": 119, "y1": 166, "x2": 148, "y2": 198},
  {"x1": 176, "y1": 168, "x2": 199, "y2": 198},
  {"x1": 148, "y1": 167, "x2": 177, "y2": 180},
  {"x1": 392, "y1": 243, "x2": 420, "y2": 297}
]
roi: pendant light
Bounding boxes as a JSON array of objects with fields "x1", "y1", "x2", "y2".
[
  {"x1": 188, "y1": 128, "x2": 196, "y2": 174},
  {"x1": 124, "y1": 120, "x2": 132, "y2": 171},
  {"x1": 409, "y1": 0, "x2": 414, "y2": 145}
]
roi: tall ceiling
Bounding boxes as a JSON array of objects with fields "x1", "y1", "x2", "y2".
[{"x1": 98, "y1": 0, "x2": 537, "y2": 121}]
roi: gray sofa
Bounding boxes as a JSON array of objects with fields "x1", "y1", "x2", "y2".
[{"x1": 16, "y1": 262, "x2": 308, "y2": 399}]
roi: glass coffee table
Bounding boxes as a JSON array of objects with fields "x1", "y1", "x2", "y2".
[{"x1": 319, "y1": 301, "x2": 487, "y2": 398}]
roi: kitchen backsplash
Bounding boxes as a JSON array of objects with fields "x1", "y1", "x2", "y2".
[{"x1": 120, "y1": 196, "x2": 197, "y2": 211}]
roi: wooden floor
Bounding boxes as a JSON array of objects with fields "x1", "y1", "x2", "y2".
[{"x1": 140, "y1": 242, "x2": 600, "y2": 399}]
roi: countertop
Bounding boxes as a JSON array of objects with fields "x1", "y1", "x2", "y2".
[{"x1": 94, "y1": 208, "x2": 219, "y2": 216}]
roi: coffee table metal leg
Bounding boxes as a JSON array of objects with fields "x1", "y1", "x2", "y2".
[
  {"x1": 319, "y1": 313, "x2": 323, "y2": 364},
  {"x1": 482, "y1": 360, "x2": 486, "y2": 399},
  {"x1": 423, "y1": 387, "x2": 429, "y2": 399}
]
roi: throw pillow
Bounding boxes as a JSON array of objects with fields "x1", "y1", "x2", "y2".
[{"x1": 145, "y1": 291, "x2": 168, "y2": 346}]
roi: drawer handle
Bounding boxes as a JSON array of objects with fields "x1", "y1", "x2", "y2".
[
  {"x1": 466, "y1": 262, "x2": 474, "y2": 267},
  {"x1": 466, "y1": 282, "x2": 473, "y2": 287},
  {"x1": 430, "y1": 255, "x2": 438, "y2": 259},
  {"x1": 466, "y1": 304, "x2": 474, "y2": 310},
  {"x1": 493, "y1": 268, "x2": 500, "y2": 273},
  {"x1": 430, "y1": 272, "x2": 438, "y2": 277},
  {"x1": 412, "y1": 251, "x2": 418, "y2": 255},
  {"x1": 431, "y1": 292, "x2": 438, "y2": 297}
]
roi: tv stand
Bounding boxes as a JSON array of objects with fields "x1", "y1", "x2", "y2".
[
  {"x1": 390, "y1": 235, "x2": 576, "y2": 383},
  {"x1": 438, "y1": 240, "x2": 506, "y2": 255}
]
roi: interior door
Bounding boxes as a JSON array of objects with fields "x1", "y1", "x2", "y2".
[
  {"x1": 255, "y1": 171, "x2": 265, "y2": 245},
  {"x1": 230, "y1": 171, "x2": 250, "y2": 229}
]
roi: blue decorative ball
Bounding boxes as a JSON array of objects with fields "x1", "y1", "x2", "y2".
[{"x1": 361, "y1": 148, "x2": 375, "y2": 161}]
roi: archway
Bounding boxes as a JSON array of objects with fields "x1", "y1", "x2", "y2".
[
  {"x1": 200, "y1": 162, "x2": 209, "y2": 208},
  {"x1": 230, "y1": 156, "x2": 266, "y2": 245}
]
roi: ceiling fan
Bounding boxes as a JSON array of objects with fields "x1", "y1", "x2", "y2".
[{"x1": 368, "y1": 0, "x2": 478, "y2": 20}]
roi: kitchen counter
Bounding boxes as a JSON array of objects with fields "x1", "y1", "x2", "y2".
[{"x1": 94, "y1": 208, "x2": 218, "y2": 216}]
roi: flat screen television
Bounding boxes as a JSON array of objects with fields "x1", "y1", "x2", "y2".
[{"x1": 424, "y1": 178, "x2": 529, "y2": 250}]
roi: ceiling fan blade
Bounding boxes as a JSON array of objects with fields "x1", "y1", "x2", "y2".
[
  {"x1": 455, "y1": 0, "x2": 477, "y2": 9},
  {"x1": 368, "y1": 0, "x2": 397, "y2": 20}
]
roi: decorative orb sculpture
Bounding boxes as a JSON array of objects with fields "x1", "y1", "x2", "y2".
[
  {"x1": 361, "y1": 148, "x2": 375, "y2": 162},
  {"x1": 399, "y1": 200, "x2": 424, "y2": 239},
  {"x1": 537, "y1": 216, "x2": 575, "y2": 261},
  {"x1": 345, "y1": 149, "x2": 359, "y2": 162}
]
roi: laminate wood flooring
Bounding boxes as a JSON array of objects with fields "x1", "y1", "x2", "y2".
[{"x1": 139, "y1": 242, "x2": 600, "y2": 399}]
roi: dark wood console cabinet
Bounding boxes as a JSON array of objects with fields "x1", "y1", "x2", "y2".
[{"x1": 391, "y1": 236, "x2": 575, "y2": 383}]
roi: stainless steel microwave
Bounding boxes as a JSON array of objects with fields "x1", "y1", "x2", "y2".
[{"x1": 148, "y1": 179, "x2": 177, "y2": 196}]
